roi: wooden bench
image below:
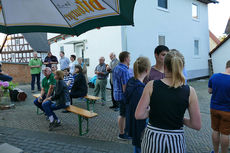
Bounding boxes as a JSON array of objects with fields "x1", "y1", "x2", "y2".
[
  {"x1": 83, "y1": 95, "x2": 100, "y2": 111},
  {"x1": 66, "y1": 105, "x2": 97, "y2": 135},
  {"x1": 34, "y1": 94, "x2": 100, "y2": 113},
  {"x1": 32, "y1": 94, "x2": 98, "y2": 135}
]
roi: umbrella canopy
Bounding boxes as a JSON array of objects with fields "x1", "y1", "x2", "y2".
[{"x1": 0, "y1": 0, "x2": 136, "y2": 36}]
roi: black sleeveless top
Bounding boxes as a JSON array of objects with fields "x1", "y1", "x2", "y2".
[{"x1": 149, "y1": 80, "x2": 190, "y2": 130}]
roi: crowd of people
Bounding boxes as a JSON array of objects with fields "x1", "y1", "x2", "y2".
[
  {"x1": 30, "y1": 51, "x2": 88, "y2": 131},
  {"x1": 28, "y1": 45, "x2": 230, "y2": 153}
]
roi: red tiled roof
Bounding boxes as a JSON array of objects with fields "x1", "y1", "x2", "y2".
[
  {"x1": 209, "y1": 30, "x2": 220, "y2": 45},
  {"x1": 209, "y1": 34, "x2": 230, "y2": 56}
]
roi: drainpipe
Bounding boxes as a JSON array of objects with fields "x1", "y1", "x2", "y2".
[{"x1": 121, "y1": 26, "x2": 127, "y2": 51}]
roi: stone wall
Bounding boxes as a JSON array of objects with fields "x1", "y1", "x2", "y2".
[{"x1": 2, "y1": 63, "x2": 31, "y2": 84}]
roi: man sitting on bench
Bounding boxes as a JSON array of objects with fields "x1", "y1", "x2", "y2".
[
  {"x1": 33, "y1": 67, "x2": 55, "y2": 114},
  {"x1": 42, "y1": 70, "x2": 70, "y2": 131}
]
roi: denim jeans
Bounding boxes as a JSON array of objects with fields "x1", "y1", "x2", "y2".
[
  {"x1": 42, "y1": 100, "x2": 67, "y2": 120},
  {"x1": 134, "y1": 146, "x2": 141, "y2": 153},
  {"x1": 33, "y1": 95, "x2": 46, "y2": 112},
  {"x1": 0, "y1": 74, "x2": 13, "y2": 82},
  {"x1": 31, "y1": 73, "x2": 41, "y2": 90}
]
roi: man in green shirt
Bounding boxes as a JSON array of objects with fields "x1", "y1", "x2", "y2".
[
  {"x1": 33, "y1": 67, "x2": 56, "y2": 113},
  {"x1": 29, "y1": 52, "x2": 42, "y2": 93}
]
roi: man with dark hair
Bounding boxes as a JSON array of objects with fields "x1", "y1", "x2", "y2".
[
  {"x1": 144, "y1": 45, "x2": 169, "y2": 84},
  {"x1": 69, "y1": 54, "x2": 78, "y2": 74},
  {"x1": 113, "y1": 51, "x2": 131, "y2": 140},
  {"x1": 44, "y1": 51, "x2": 58, "y2": 68},
  {"x1": 208, "y1": 60, "x2": 230, "y2": 153},
  {"x1": 60, "y1": 51, "x2": 70, "y2": 70}
]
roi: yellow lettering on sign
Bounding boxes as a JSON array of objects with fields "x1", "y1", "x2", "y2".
[
  {"x1": 77, "y1": 5, "x2": 86, "y2": 14},
  {"x1": 64, "y1": 0, "x2": 106, "y2": 22},
  {"x1": 64, "y1": 14, "x2": 72, "y2": 21},
  {"x1": 89, "y1": 0, "x2": 106, "y2": 10},
  {"x1": 69, "y1": 12, "x2": 79, "y2": 20},
  {"x1": 72, "y1": 10, "x2": 79, "y2": 17},
  {"x1": 83, "y1": 0, "x2": 94, "y2": 12},
  {"x1": 75, "y1": 0, "x2": 90, "y2": 13},
  {"x1": 73, "y1": 9, "x2": 81, "y2": 16}
]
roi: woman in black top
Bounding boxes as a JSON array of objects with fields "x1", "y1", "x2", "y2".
[
  {"x1": 70, "y1": 64, "x2": 88, "y2": 104},
  {"x1": 135, "y1": 50, "x2": 201, "y2": 153},
  {"x1": 42, "y1": 70, "x2": 70, "y2": 131}
]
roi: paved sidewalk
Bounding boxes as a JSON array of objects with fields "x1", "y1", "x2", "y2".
[
  {"x1": 0, "y1": 79, "x2": 223, "y2": 152},
  {"x1": 0, "y1": 126, "x2": 132, "y2": 153}
]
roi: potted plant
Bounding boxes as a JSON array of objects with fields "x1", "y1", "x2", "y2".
[{"x1": 0, "y1": 81, "x2": 16, "y2": 105}]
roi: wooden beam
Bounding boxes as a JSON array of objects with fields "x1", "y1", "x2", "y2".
[
  {"x1": 0, "y1": 50, "x2": 34, "y2": 54},
  {"x1": 0, "y1": 35, "x2": 8, "y2": 53}
]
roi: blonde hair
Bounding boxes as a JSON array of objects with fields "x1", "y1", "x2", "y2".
[
  {"x1": 133, "y1": 57, "x2": 151, "y2": 79},
  {"x1": 55, "y1": 70, "x2": 64, "y2": 80},
  {"x1": 164, "y1": 49, "x2": 185, "y2": 88}
]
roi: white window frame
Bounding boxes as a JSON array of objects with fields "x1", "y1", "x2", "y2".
[
  {"x1": 193, "y1": 39, "x2": 201, "y2": 58},
  {"x1": 158, "y1": 35, "x2": 166, "y2": 46},
  {"x1": 192, "y1": 3, "x2": 199, "y2": 21},
  {"x1": 60, "y1": 46, "x2": 64, "y2": 52},
  {"x1": 156, "y1": 0, "x2": 169, "y2": 12}
]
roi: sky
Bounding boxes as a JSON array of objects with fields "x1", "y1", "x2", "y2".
[
  {"x1": 0, "y1": 1, "x2": 228, "y2": 44},
  {"x1": 208, "y1": 0, "x2": 230, "y2": 37}
]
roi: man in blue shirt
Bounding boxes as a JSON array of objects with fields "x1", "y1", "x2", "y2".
[
  {"x1": 113, "y1": 51, "x2": 131, "y2": 140},
  {"x1": 59, "y1": 51, "x2": 70, "y2": 70},
  {"x1": 208, "y1": 60, "x2": 230, "y2": 153}
]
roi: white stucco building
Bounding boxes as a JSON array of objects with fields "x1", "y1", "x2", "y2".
[
  {"x1": 48, "y1": 0, "x2": 218, "y2": 80},
  {"x1": 209, "y1": 35, "x2": 230, "y2": 73}
]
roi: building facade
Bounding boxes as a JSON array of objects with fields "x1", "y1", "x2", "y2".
[
  {"x1": 0, "y1": 33, "x2": 49, "y2": 83},
  {"x1": 49, "y1": 0, "x2": 217, "y2": 80},
  {"x1": 209, "y1": 35, "x2": 230, "y2": 74}
]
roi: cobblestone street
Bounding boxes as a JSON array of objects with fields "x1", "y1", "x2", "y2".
[{"x1": 0, "y1": 79, "x2": 226, "y2": 153}]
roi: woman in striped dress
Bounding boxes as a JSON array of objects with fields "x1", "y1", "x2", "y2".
[{"x1": 135, "y1": 50, "x2": 201, "y2": 153}]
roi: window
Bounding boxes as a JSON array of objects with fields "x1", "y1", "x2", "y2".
[
  {"x1": 194, "y1": 40, "x2": 199, "y2": 56},
  {"x1": 192, "y1": 4, "x2": 198, "y2": 19},
  {"x1": 60, "y1": 46, "x2": 64, "y2": 52},
  {"x1": 158, "y1": 0, "x2": 168, "y2": 9},
  {"x1": 16, "y1": 39, "x2": 20, "y2": 45},
  {"x1": 158, "y1": 35, "x2": 165, "y2": 45}
]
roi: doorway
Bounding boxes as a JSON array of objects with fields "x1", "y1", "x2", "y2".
[{"x1": 74, "y1": 42, "x2": 85, "y2": 59}]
